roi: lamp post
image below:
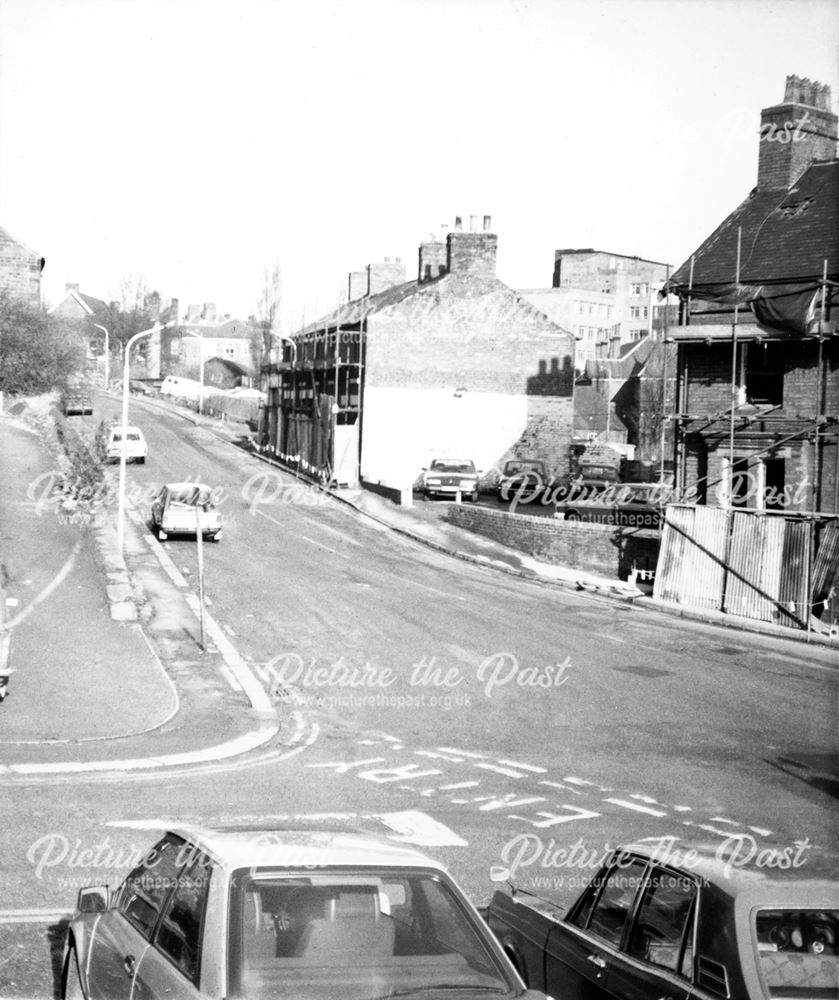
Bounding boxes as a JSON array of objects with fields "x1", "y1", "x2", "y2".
[
  {"x1": 600, "y1": 362, "x2": 614, "y2": 441},
  {"x1": 92, "y1": 323, "x2": 110, "y2": 390},
  {"x1": 182, "y1": 330, "x2": 206, "y2": 415},
  {"x1": 116, "y1": 321, "x2": 175, "y2": 553}
]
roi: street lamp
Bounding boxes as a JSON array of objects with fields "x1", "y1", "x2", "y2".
[
  {"x1": 182, "y1": 329, "x2": 206, "y2": 415},
  {"x1": 92, "y1": 323, "x2": 110, "y2": 390},
  {"x1": 116, "y1": 321, "x2": 176, "y2": 553},
  {"x1": 599, "y1": 361, "x2": 614, "y2": 440}
]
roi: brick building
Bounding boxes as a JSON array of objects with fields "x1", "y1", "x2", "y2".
[
  {"x1": 0, "y1": 226, "x2": 45, "y2": 305},
  {"x1": 261, "y1": 217, "x2": 575, "y2": 493},
  {"x1": 666, "y1": 75, "x2": 838, "y2": 515},
  {"x1": 171, "y1": 304, "x2": 259, "y2": 381}
]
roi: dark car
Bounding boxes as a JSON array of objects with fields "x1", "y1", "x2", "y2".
[
  {"x1": 485, "y1": 841, "x2": 839, "y2": 1000},
  {"x1": 497, "y1": 460, "x2": 550, "y2": 503},
  {"x1": 129, "y1": 379, "x2": 155, "y2": 396},
  {"x1": 554, "y1": 482, "x2": 667, "y2": 529},
  {"x1": 62, "y1": 390, "x2": 93, "y2": 417}
]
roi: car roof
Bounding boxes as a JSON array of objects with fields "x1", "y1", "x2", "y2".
[
  {"x1": 108, "y1": 424, "x2": 143, "y2": 432},
  {"x1": 166, "y1": 824, "x2": 449, "y2": 875},
  {"x1": 622, "y1": 841, "x2": 839, "y2": 901},
  {"x1": 164, "y1": 482, "x2": 213, "y2": 492}
]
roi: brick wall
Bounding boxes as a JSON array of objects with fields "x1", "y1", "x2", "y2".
[
  {"x1": 444, "y1": 503, "x2": 659, "y2": 579},
  {"x1": 0, "y1": 229, "x2": 43, "y2": 304}
]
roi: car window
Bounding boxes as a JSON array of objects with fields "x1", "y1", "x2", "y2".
[
  {"x1": 574, "y1": 860, "x2": 648, "y2": 948},
  {"x1": 118, "y1": 837, "x2": 188, "y2": 940},
  {"x1": 154, "y1": 853, "x2": 212, "y2": 984},
  {"x1": 755, "y1": 908, "x2": 839, "y2": 998},
  {"x1": 626, "y1": 868, "x2": 696, "y2": 974}
]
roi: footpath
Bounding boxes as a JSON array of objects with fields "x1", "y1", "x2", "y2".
[{"x1": 0, "y1": 405, "x2": 280, "y2": 776}]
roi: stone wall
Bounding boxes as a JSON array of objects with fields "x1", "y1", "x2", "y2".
[{"x1": 0, "y1": 228, "x2": 43, "y2": 305}]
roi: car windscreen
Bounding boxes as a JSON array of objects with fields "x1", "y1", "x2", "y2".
[
  {"x1": 430, "y1": 461, "x2": 476, "y2": 474},
  {"x1": 754, "y1": 908, "x2": 838, "y2": 998},
  {"x1": 504, "y1": 462, "x2": 543, "y2": 476},
  {"x1": 170, "y1": 488, "x2": 213, "y2": 506},
  {"x1": 227, "y1": 871, "x2": 513, "y2": 1000}
]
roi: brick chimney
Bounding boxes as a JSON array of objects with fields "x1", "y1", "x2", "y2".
[
  {"x1": 757, "y1": 75, "x2": 838, "y2": 190},
  {"x1": 446, "y1": 214, "x2": 497, "y2": 279},
  {"x1": 187, "y1": 303, "x2": 201, "y2": 322},
  {"x1": 202, "y1": 302, "x2": 218, "y2": 322},
  {"x1": 418, "y1": 234, "x2": 447, "y2": 283},
  {"x1": 65, "y1": 282, "x2": 79, "y2": 293},
  {"x1": 348, "y1": 271, "x2": 367, "y2": 301},
  {"x1": 367, "y1": 257, "x2": 405, "y2": 295}
]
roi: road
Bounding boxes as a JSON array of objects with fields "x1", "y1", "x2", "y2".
[{"x1": 1, "y1": 391, "x2": 836, "y2": 998}]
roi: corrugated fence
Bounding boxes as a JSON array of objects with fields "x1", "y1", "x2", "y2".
[{"x1": 654, "y1": 504, "x2": 839, "y2": 634}]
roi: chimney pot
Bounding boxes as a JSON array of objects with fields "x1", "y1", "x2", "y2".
[
  {"x1": 455, "y1": 216, "x2": 463, "y2": 231},
  {"x1": 483, "y1": 215, "x2": 492, "y2": 231},
  {"x1": 470, "y1": 215, "x2": 478, "y2": 231}
]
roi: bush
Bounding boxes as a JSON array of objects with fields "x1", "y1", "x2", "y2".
[{"x1": 0, "y1": 293, "x2": 86, "y2": 395}]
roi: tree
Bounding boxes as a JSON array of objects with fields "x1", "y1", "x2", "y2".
[
  {"x1": 255, "y1": 260, "x2": 282, "y2": 359},
  {"x1": 0, "y1": 293, "x2": 85, "y2": 395}
]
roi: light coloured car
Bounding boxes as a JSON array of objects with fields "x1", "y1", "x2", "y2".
[
  {"x1": 62, "y1": 824, "x2": 544, "y2": 1000},
  {"x1": 422, "y1": 458, "x2": 481, "y2": 501},
  {"x1": 151, "y1": 483, "x2": 222, "y2": 542},
  {"x1": 104, "y1": 424, "x2": 147, "y2": 464}
]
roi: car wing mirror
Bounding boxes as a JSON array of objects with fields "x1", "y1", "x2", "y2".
[{"x1": 77, "y1": 886, "x2": 109, "y2": 913}]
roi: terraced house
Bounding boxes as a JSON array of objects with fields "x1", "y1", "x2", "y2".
[{"x1": 261, "y1": 217, "x2": 576, "y2": 497}]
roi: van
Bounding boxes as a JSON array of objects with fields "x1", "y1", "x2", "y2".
[
  {"x1": 159, "y1": 375, "x2": 202, "y2": 402},
  {"x1": 105, "y1": 424, "x2": 147, "y2": 464}
]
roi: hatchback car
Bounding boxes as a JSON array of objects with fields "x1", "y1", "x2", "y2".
[
  {"x1": 422, "y1": 459, "x2": 481, "y2": 501},
  {"x1": 151, "y1": 483, "x2": 222, "y2": 541},
  {"x1": 104, "y1": 424, "x2": 147, "y2": 464},
  {"x1": 62, "y1": 824, "x2": 544, "y2": 1000},
  {"x1": 63, "y1": 390, "x2": 94, "y2": 417}
]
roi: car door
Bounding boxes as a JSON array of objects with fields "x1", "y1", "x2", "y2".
[
  {"x1": 603, "y1": 865, "x2": 697, "y2": 1000},
  {"x1": 543, "y1": 858, "x2": 649, "y2": 1000},
  {"x1": 85, "y1": 836, "x2": 188, "y2": 1000},
  {"x1": 132, "y1": 852, "x2": 213, "y2": 1000}
]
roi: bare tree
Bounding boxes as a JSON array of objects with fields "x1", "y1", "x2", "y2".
[{"x1": 256, "y1": 260, "x2": 282, "y2": 358}]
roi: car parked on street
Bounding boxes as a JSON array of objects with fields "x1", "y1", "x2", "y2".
[
  {"x1": 422, "y1": 459, "x2": 481, "y2": 501},
  {"x1": 485, "y1": 841, "x2": 839, "y2": 1000},
  {"x1": 62, "y1": 824, "x2": 544, "y2": 1000},
  {"x1": 151, "y1": 483, "x2": 222, "y2": 541},
  {"x1": 104, "y1": 424, "x2": 147, "y2": 463},
  {"x1": 497, "y1": 460, "x2": 550, "y2": 503},
  {"x1": 554, "y1": 482, "x2": 667, "y2": 528}
]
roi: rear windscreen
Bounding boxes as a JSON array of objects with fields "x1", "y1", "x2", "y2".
[{"x1": 755, "y1": 909, "x2": 838, "y2": 998}]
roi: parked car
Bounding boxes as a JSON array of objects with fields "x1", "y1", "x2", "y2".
[
  {"x1": 62, "y1": 390, "x2": 93, "y2": 417},
  {"x1": 151, "y1": 482, "x2": 222, "y2": 541},
  {"x1": 497, "y1": 460, "x2": 549, "y2": 502},
  {"x1": 422, "y1": 459, "x2": 481, "y2": 501},
  {"x1": 62, "y1": 823, "x2": 544, "y2": 1000},
  {"x1": 129, "y1": 379, "x2": 155, "y2": 396},
  {"x1": 485, "y1": 841, "x2": 839, "y2": 1000},
  {"x1": 554, "y1": 482, "x2": 666, "y2": 528},
  {"x1": 104, "y1": 424, "x2": 147, "y2": 464}
]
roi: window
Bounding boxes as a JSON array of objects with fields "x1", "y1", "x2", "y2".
[
  {"x1": 155, "y1": 854, "x2": 212, "y2": 984},
  {"x1": 119, "y1": 837, "x2": 188, "y2": 939},
  {"x1": 754, "y1": 908, "x2": 839, "y2": 998},
  {"x1": 630, "y1": 306, "x2": 649, "y2": 320},
  {"x1": 745, "y1": 343, "x2": 783, "y2": 405},
  {"x1": 571, "y1": 860, "x2": 648, "y2": 947},
  {"x1": 627, "y1": 869, "x2": 696, "y2": 974}
]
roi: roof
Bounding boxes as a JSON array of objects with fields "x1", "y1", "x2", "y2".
[
  {"x1": 669, "y1": 159, "x2": 839, "y2": 290},
  {"x1": 204, "y1": 356, "x2": 254, "y2": 376},
  {"x1": 48, "y1": 287, "x2": 109, "y2": 319},
  {"x1": 554, "y1": 248, "x2": 671, "y2": 267},
  {"x1": 169, "y1": 824, "x2": 447, "y2": 875},
  {"x1": 578, "y1": 337, "x2": 660, "y2": 382}
]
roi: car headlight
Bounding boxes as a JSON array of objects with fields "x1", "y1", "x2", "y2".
[{"x1": 426, "y1": 479, "x2": 441, "y2": 485}]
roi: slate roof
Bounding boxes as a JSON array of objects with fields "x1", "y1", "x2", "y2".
[{"x1": 669, "y1": 159, "x2": 839, "y2": 290}]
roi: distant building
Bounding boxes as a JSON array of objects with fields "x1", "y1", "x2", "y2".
[
  {"x1": 48, "y1": 283, "x2": 112, "y2": 362},
  {"x1": 172, "y1": 304, "x2": 259, "y2": 380},
  {"x1": 519, "y1": 250, "x2": 676, "y2": 370},
  {"x1": 262, "y1": 216, "x2": 576, "y2": 493},
  {"x1": 0, "y1": 226, "x2": 45, "y2": 305}
]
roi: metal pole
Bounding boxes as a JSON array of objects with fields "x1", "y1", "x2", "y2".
[
  {"x1": 660, "y1": 265, "x2": 671, "y2": 481},
  {"x1": 728, "y1": 228, "x2": 742, "y2": 506},
  {"x1": 198, "y1": 334, "x2": 205, "y2": 416},
  {"x1": 815, "y1": 259, "x2": 827, "y2": 512},
  {"x1": 93, "y1": 323, "x2": 110, "y2": 389},
  {"x1": 195, "y1": 505, "x2": 206, "y2": 651}
]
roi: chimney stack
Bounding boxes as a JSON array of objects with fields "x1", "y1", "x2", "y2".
[
  {"x1": 757, "y1": 75, "x2": 838, "y2": 190},
  {"x1": 418, "y1": 234, "x2": 447, "y2": 283},
  {"x1": 366, "y1": 258, "x2": 406, "y2": 295},
  {"x1": 348, "y1": 270, "x2": 367, "y2": 301},
  {"x1": 446, "y1": 214, "x2": 497, "y2": 279}
]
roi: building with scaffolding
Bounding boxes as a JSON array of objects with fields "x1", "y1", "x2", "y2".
[
  {"x1": 260, "y1": 217, "x2": 576, "y2": 495},
  {"x1": 654, "y1": 75, "x2": 839, "y2": 635}
]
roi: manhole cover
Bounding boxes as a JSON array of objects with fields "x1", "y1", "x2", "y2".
[{"x1": 613, "y1": 665, "x2": 672, "y2": 678}]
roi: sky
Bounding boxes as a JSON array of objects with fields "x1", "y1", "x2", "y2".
[{"x1": 1, "y1": 0, "x2": 837, "y2": 332}]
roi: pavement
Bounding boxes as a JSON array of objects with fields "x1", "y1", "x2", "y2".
[{"x1": 1, "y1": 391, "x2": 834, "y2": 776}]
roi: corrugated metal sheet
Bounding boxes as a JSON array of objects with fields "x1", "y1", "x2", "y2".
[
  {"x1": 725, "y1": 513, "x2": 785, "y2": 622},
  {"x1": 778, "y1": 521, "x2": 811, "y2": 628},
  {"x1": 653, "y1": 505, "x2": 727, "y2": 610},
  {"x1": 811, "y1": 522, "x2": 839, "y2": 609}
]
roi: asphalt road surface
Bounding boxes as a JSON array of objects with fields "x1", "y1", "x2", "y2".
[{"x1": 1, "y1": 392, "x2": 836, "y2": 999}]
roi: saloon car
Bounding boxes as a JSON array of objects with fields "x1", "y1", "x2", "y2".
[
  {"x1": 485, "y1": 841, "x2": 839, "y2": 1000},
  {"x1": 151, "y1": 483, "x2": 222, "y2": 541},
  {"x1": 63, "y1": 390, "x2": 94, "y2": 417},
  {"x1": 104, "y1": 424, "x2": 147, "y2": 464},
  {"x1": 62, "y1": 824, "x2": 545, "y2": 1000},
  {"x1": 422, "y1": 459, "x2": 481, "y2": 501}
]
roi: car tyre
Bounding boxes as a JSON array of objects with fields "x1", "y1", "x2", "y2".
[
  {"x1": 62, "y1": 947, "x2": 86, "y2": 1000},
  {"x1": 211, "y1": 531, "x2": 222, "y2": 542}
]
